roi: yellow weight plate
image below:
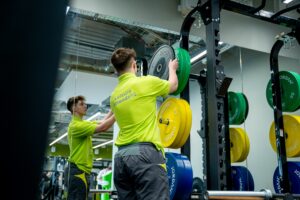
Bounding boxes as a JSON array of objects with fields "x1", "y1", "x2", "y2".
[
  {"x1": 237, "y1": 128, "x2": 250, "y2": 162},
  {"x1": 158, "y1": 97, "x2": 182, "y2": 148},
  {"x1": 269, "y1": 115, "x2": 300, "y2": 157},
  {"x1": 230, "y1": 128, "x2": 249, "y2": 163},
  {"x1": 176, "y1": 99, "x2": 192, "y2": 148},
  {"x1": 170, "y1": 98, "x2": 187, "y2": 148},
  {"x1": 171, "y1": 99, "x2": 187, "y2": 148}
]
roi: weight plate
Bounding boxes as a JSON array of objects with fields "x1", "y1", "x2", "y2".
[
  {"x1": 241, "y1": 128, "x2": 251, "y2": 162},
  {"x1": 176, "y1": 99, "x2": 192, "y2": 148},
  {"x1": 230, "y1": 128, "x2": 250, "y2": 163},
  {"x1": 273, "y1": 162, "x2": 300, "y2": 194},
  {"x1": 171, "y1": 48, "x2": 191, "y2": 95},
  {"x1": 269, "y1": 115, "x2": 300, "y2": 157},
  {"x1": 148, "y1": 45, "x2": 175, "y2": 80},
  {"x1": 228, "y1": 92, "x2": 248, "y2": 125},
  {"x1": 236, "y1": 128, "x2": 250, "y2": 162},
  {"x1": 158, "y1": 97, "x2": 183, "y2": 148},
  {"x1": 266, "y1": 71, "x2": 300, "y2": 112},
  {"x1": 172, "y1": 99, "x2": 187, "y2": 149},
  {"x1": 231, "y1": 166, "x2": 255, "y2": 191},
  {"x1": 166, "y1": 152, "x2": 193, "y2": 200},
  {"x1": 242, "y1": 93, "x2": 249, "y2": 120},
  {"x1": 192, "y1": 177, "x2": 204, "y2": 193}
]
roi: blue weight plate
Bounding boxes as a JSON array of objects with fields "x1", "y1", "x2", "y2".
[
  {"x1": 178, "y1": 154, "x2": 193, "y2": 200},
  {"x1": 231, "y1": 166, "x2": 254, "y2": 191},
  {"x1": 166, "y1": 152, "x2": 183, "y2": 200},
  {"x1": 273, "y1": 162, "x2": 300, "y2": 194},
  {"x1": 166, "y1": 152, "x2": 193, "y2": 200}
]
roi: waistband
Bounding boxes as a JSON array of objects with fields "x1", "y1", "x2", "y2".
[
  {"x1": 69, "y1": 162, "x2": 90, "y2": 175},
  {"x1": 118, "y1": 142, "x2": 155, "y2": 151}
]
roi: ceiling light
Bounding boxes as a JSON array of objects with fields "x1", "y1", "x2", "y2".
[
  {"x1": 282, "y1": 0, "x2": 294, "y2": 4},
  {"x1": 49, "y1": 112, "x2": 101, "y2": 146},
  {"x1": 96, "y1": 158, "x2": 103, "y2": 161},
  {"x1": 66, "y1": 6, "x2": 70, "y2": 14},
  {"x1": 191, "y1": 50, "x2": 207, "y2": 63},
  {"x1": 93, "y1": 140, "x2": 114, "y2": 149},
  {"x1": 190, "y1": 41, "x2": 224, "y2": 64}
]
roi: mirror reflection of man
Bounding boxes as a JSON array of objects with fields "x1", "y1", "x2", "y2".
[{"x1": 66, "y1": 95, "x2": 115, "y2": 200}]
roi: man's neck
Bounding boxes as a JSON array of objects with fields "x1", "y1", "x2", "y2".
[
  {"x1": 119, "y1": 69, "x2": 134, "y2": 76},
  {"x1": 73, "y1": 112, "x2": 83, "y2": 119}
]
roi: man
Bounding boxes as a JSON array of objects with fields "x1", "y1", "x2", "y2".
[
  {"x1": 110, "y1": 48, "x2": 178, "y2": 200},
  {"x1": 66, "y1": 95, "x2": 115, "y2": 200}
]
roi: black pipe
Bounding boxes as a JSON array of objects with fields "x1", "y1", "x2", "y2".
[{"x1": 271, "y1": 3, "x2": 300, "y2": 19}]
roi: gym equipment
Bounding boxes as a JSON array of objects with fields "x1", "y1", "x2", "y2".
[
  {"x1": 172, "y1": 48, "x2": 191, "y2": 95},
  {"x1": 231, "y1": 166, "x2": 254, "y2": 191},
  {"x1": 158, "y1": 97, "x2": 192, "y2": 148},
  {"x1": 205, "y1": 190, "x2": 273, "y2": 199},
  {"x1": 101, "y1": 171, "x2": 112, "y2": 200},
  {"x1": 269, "y1": 114, "x2": 300, "y2": 157},
  {"x1": 166, "y1": 152, "x2": 193, "y2": 200},
  {"x1": 230, "y1": 128, "x2": 250, "y2": 163},
  {"x1": 273, "y1": 162, "x2": 300, "y2": 194},
  {"x1": 192, "y1": 177, "x2": 204, "y2": 200},
  {"x1": 148, "y1": 45, "x2": 175, "y2": 80},
  {"x1": 266, "y1": 71, "x2": 300, "y2": 112},
  {"x1": 148, "y1": 45, "x2": 191, "y2": 95},
  {"x1": 228, "y1": 91, "x2": 248, "y2": 125},
  {"x1": 175, "y1": 99, "x2": 192, "y2": 148}
]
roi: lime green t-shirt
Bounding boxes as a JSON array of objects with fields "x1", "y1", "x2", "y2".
[
  {"x1": 68, "y1": 116, "x2": 97, "y2": 174},
  {"x1": 110, "y1": 73, "x2": 170, "y2": 153}
]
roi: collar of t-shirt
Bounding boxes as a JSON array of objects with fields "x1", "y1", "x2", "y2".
[{"x1": 118, "y1": 72, "x2": 136, "y2": 83}]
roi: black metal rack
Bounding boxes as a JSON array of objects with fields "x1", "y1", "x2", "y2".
[
  {"x1": 179, "y1": 0, "x2": 232, "y2": 190},
  {"x1": 179, "y1": 0, "x2": 300, "y2": 194},
  {"x1": 268, "y1": 27, "x2": 300, "y2": 193}
]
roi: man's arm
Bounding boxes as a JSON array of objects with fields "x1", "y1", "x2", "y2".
[
  {"x1": 94, "y1": 114, "x2": 115, "y2": 133},
  {"x1": 102, "y1": 110, "x2": 113, "y2": 121},
  {"x1": 168, "y1": 59, "x2": 179, "y2": 93}
]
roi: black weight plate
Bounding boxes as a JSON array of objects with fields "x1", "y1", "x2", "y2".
[
  {"x1": 148, "y1": 45, "x2": 175, "y2": 80},
  {"x1": 192, "y1": 177, "x2": 204, "y2": 192}
]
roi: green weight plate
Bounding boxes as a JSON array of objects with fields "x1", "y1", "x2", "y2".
[
  {"x1": 242, "y1": 93, "x2": 249, "y2": 120},
  {"x1": 228, "y1": 91, "x2": 248, "y2": 125},
  {"x1": 237, "y1": 93, "x2": 248, "y2": 124},
  {"x1": 266, "y1": 71, "x2": 300, "y2": 112},
  {"x1": 171, "y1": 48, "x2": 191, "y2": 95}
]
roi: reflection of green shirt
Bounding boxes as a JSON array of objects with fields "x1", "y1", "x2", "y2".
[
  {"x1": 110, "y1": 73, "x2": 170, "y2": 154},
  {"x1": 68, "y1": 116, "x2": 97, "y2": 174}
]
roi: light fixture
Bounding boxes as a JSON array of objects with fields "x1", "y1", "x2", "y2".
[
  {"x1": 93, "y1": 140, "x2": 114, "y2": 149},
  {"x1": 191, "y1": 50, "x2": 207, "y2": 63},
  {"x1": 96, "y1": 158, "x2": 102, "y2": 161},
  {"x1": 66, "y1": 6, "x2": 70, "y2": 14},
  {"x1": 190, "y1": 41, "x2": 224, "y2": 64},
  {"x1": 282, "y1": 0, "x2": 294, "y2": 4},
  {"x1": 49, "y1": 112, "x2": 101, "y2": 146}
]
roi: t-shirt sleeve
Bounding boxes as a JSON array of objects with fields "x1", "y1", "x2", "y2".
[
  {"x1": 71, "y1": 120, "x2": 97, "y2": 137},
  {"x1": 144, "y1": 75, "x2": 170, "y2": 97}
]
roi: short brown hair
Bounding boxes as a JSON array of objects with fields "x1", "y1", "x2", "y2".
[
  {"x1": 111, "y1": 48, "x2": 136, "y2": 73},
  {"x1": 67, "y1": 95, "x2": 85, "y2": 113}
]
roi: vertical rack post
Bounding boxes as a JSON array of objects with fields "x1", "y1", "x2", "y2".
[
  {"x1": 200, "y1": 0, "x2": 231, "y2": 190},
  {"x1": 269, "y1": 39, "x2": 291, "y2": 193}
]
